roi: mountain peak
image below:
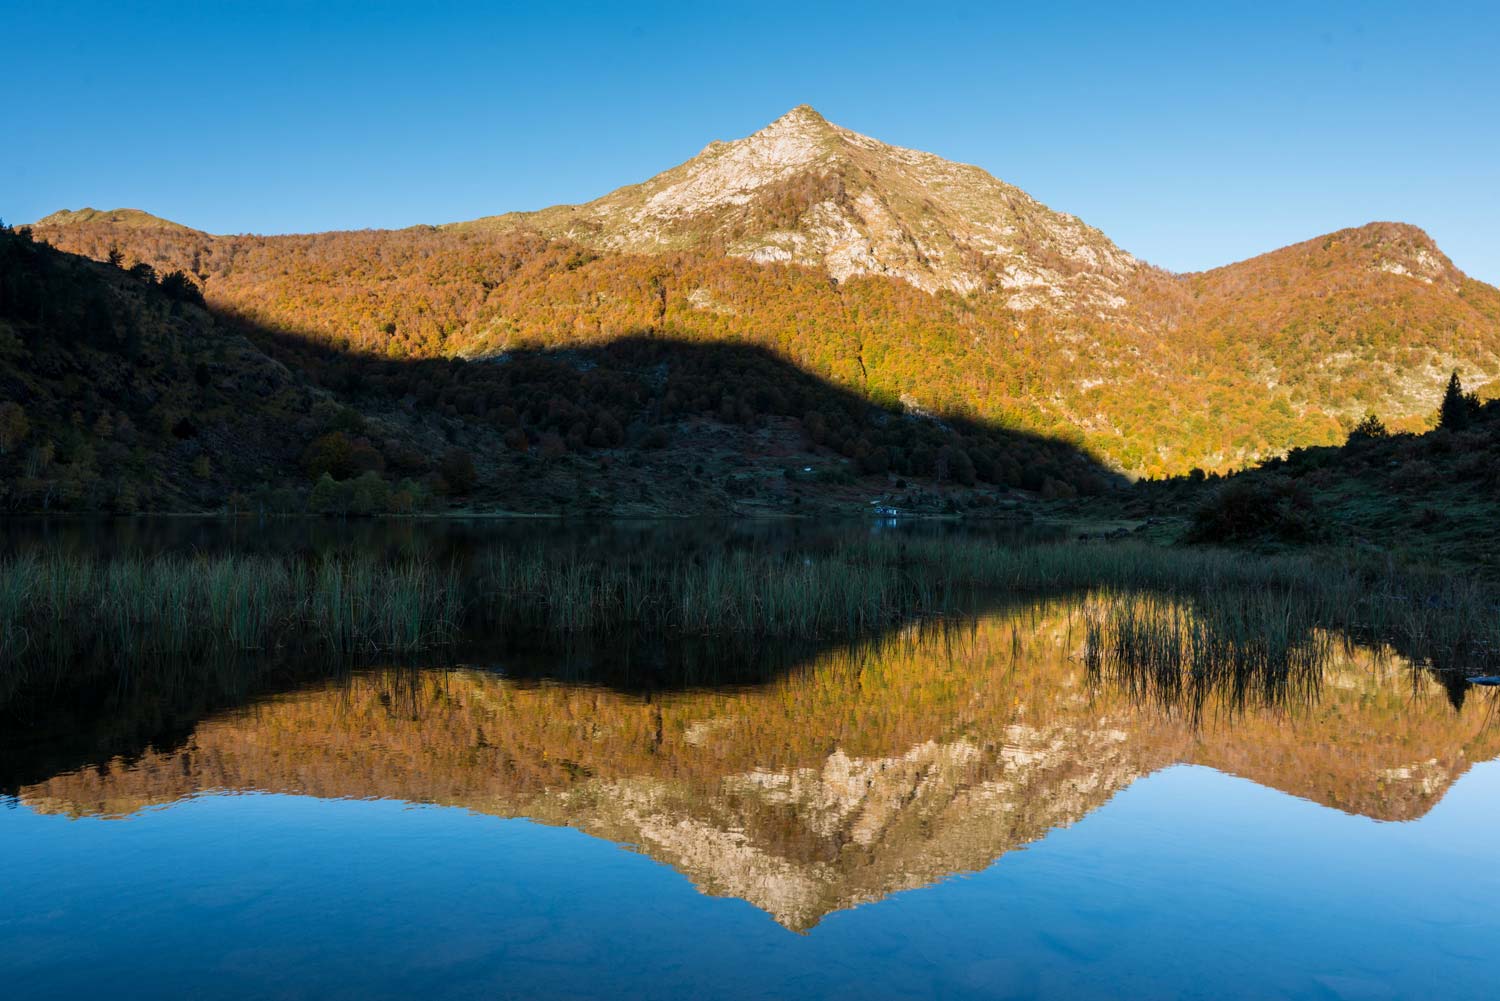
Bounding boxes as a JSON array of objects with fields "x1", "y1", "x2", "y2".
[
  {"x1": 1196, "y1": 220, "x2": 1463, "y2": 291},
  {"x1": 767, "y1": 104, "x2": 831, "y2": 129},
  {"x1": 459, "y1": 108, "x2": 1140, "y2": 308}
]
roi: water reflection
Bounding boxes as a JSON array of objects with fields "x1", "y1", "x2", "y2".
[{"x1": 10, "y1": 600, "x2": 1495, "y2": 931}]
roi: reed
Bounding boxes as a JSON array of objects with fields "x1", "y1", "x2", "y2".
[
  {"x1": 1, "y1": 539, "x2": 1493, "y2": 697},
  {"x1": 0, "y1": 552, "x2": 461, "y2": 682},
  {"x1": 471, "y1": 547, "x2": 952, "y2": 637}
]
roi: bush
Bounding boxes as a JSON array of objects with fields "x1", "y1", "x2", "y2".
[
  {"x1": 1185, "y1": 476, "x2": 1326, "y2": 544},
  {"x1": 348, "y1": 471, "x2": 391, "y2": 515}
]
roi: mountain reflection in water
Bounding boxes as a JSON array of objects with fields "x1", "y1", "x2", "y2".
[{"x1": 11, "y1": 598, "x2": 1496, "y2": 932}]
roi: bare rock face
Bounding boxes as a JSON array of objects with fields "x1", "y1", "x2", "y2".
[{"x1": 461, "y1": 106, "x2": 1142, "y2": 311}]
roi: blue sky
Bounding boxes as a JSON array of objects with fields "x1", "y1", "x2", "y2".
[{"x1": 7, "y1": 1, "x2": 1499, "y2": 282}]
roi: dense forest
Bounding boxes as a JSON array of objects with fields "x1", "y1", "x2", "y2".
[
  {"x1": 35, "y1": 213, "x2": 1500, "y2": 479},
  {"x1": 0, "y1": 224, "x2": 1113, "y2": 514}
]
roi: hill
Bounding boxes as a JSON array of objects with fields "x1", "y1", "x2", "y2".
[
  {"x1": 33, "y1": 207, "x2": 199, "y2": 232},
  {"x1": 28, "y1": 107, "x2": 1500, "y2": 480},
  {"x1": 1085, "y1": 373, "x2": 1500, "y2": 572},
  {"x1": 0, "y1": 225, "x2": 1112, "y2": 514}
]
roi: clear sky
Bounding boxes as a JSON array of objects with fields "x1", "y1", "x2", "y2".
[{"x1": 7, "y1": 1, "x2": 1499, "y2": 282}]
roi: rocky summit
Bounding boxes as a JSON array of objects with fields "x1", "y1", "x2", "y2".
[{"x1": 459, "y1": 105, "x2": 1143, "y2": 311}]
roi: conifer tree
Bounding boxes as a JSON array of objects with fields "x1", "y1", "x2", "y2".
[{"x1": 1439, "y1": 371, "x2": 1479, "y2": 430}]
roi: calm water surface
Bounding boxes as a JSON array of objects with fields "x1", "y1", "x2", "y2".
[{"x1": 2, "y1": 520, "x2": 1496, "y2": 999}]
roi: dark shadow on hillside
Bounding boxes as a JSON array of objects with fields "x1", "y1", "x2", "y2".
[
  {"x1": 3, "y1": 221, "x2": 1126, "y2": 514},
  {"x1": 235, "y1": 318, "x2": 1126, "y2": 506}
]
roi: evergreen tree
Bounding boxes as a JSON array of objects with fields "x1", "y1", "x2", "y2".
[{"x1": 1439, "y1": 371, "x2": 1479, "y2": 430}]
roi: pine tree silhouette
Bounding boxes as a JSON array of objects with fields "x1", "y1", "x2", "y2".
[{"x1": 1439, "y1": 371, "x2": 1479, "y2": 430}]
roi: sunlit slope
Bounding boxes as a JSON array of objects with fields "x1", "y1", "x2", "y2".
[
  {"x1": 33, "y1": 207, "x2": 199, "y2": 232},
  {"x1": 32, "y1": 110, "x2": 1500, "y2": 475},
  {"x1": 22, "y1": 606, "x2": 1497, "y2": 929},
  {"x1": 1173, "y1": 223, "x2": 1500, "y2": 438}
]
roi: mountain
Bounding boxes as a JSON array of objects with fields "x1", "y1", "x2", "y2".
[
  {"x1": 27, "y1": 107, "x2": 1500, "y2": 485},
  {"x1": 456, "y1": 105, "x2": 1143, "y2": 311},
  {"x1": 1179, "y1": 222, "x2": 1500, "y2": 421}
]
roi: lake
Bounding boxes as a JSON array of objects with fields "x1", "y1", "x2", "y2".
[{"x1": 2, "y1": 519, "x2": 1496, "y2": 999}]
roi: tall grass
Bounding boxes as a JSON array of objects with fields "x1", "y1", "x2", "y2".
[
  {"x1": 1082, "y1": 590, "x2": 1334, "y2": 719},
  {"x1": 0, "y1": 552, "x2": 460, "y2": 684},
  {"x1": 471, "y1": 548, "x2": 956, "y2": 637},
  {"x1": 2, "y1": 539, "x2": 1494, "y2": 700},
  {"x1": 861, "y1": 538, "x2": 1500, "y2": 674}
]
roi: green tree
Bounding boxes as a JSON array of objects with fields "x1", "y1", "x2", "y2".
[
  {"x1": 308, "y1": 473, "x2": 349, "y2": 515},
  {"x1": 159, "y1": 270, "x2": 205, "y2": 306},
  {"x1": 301, "y1": 431, "x2": 383, "y2": 481},
  {"x1": 348, "y1": 471, "x2": 391, "y2": 516}
]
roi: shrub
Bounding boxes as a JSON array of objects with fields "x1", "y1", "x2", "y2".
[{"x1": 1185, "y1": 476, "x2": 1326, "y2": 544}]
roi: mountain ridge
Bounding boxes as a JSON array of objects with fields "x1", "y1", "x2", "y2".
[{"x1": 25, "y1": 107, "x2": 1500, "y2": 478}]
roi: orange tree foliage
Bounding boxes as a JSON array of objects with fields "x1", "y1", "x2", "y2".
[{"x1": 38, "y1": 218, "x2": 1500, "y2": 477}]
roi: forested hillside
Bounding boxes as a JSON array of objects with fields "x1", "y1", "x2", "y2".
[
  {"x1": 1, "y1": 225, "x2": 1112, "y2": 513},
  {"x1": 1107, "y1": 372, "x2": 1500, "y2": 572},
  {"x1": 38, "y1": 209, "x2": 1500, "y2": 479},
  {"x1": 26, "y1": 108, "x2": 1500, "y2": 488}
]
